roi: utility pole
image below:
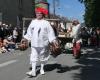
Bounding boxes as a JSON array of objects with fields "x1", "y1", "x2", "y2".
[
  {"x1": 53, "y1": 0, "x2": 60, "y2": 18},
  {"x1": 53, "y1": 0, "x2": 56, "y2": 17}
]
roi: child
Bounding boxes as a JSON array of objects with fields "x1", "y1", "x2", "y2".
[{"x1": 18, "y1": 38, "x2": 28, "y2": 51}]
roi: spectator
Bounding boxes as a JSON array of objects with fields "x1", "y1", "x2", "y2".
[
  {"x1": 7, "y1": 36, "x2": 16, "y2": 51},
  {"x1": 13, "y1": 27, "x2": 18, "y2": 43},
  {"x1": 71, "y1": 20, "x2": 82, "y2": 58},
  {"x1": 95, "y1": 27, "x2": 100, "y2": 47},
  {"x1": 0, "y1": 24, "x2": 7, "y2": 40}
]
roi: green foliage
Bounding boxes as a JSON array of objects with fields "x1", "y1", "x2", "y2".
[{"x1": 78, "y1": 0, "x2": 100, "y2": 28}]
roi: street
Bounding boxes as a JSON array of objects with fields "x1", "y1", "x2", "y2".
[{"x1": 0, "y1": 47, "x2": 100, "y2": 80}]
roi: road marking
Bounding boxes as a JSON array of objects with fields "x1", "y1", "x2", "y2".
[{"x1": 0, "y1": 60, "x2": 18, "y2": 68}]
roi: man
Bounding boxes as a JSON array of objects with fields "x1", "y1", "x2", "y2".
[
  {"x1": 24, "y1": 8, "x2": 58, "y2": 77},
  {"x1": 71, "y1": 20, "x2": 82, "y2": 58},
  {"x1": 13, "y1": 27, "x2": 18, "y2": 43},
  {"x1": 0, "y1": 24, "x2": 7, "y2": 40}
]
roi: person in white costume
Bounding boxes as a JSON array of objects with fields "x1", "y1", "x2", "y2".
[
  {"x1": 71, "y1": 20, "x2": 82, "y2": 58},
  {"x1": 71, "y1": 20, "x2": 82, "y2": 42},
  {"x1": 24, "y1": 9, "x2": 58, "y2": 77}
]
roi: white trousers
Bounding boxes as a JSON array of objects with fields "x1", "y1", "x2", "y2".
[
  {"x1": 30, "y1": 47, "x2": 50, "y2": 74},
  {"x1": 30, "y1": 47, "x2": 50, "y2": 63}
]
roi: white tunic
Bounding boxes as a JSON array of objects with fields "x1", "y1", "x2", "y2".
[
  {"x1": 24, "y1": 19, "x2": 56, "y2": 47},
  {"x1": 71, "y1": 24, "x2": 82, "y2": 43},
  {"x1": 24, "y1": 19, "x2": 56, "y2": 62}
]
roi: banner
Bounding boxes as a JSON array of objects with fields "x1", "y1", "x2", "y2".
[
  {"x1": 35, "y1": 0, "x2": 49, "y2": 15},
  {"x1": 35, "y1": 0, "x2": 47, "y2": 3}
]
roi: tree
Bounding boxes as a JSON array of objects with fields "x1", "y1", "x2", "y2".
[{"x1": 79, "y1": 0, "x2": 100, "y2": 27}]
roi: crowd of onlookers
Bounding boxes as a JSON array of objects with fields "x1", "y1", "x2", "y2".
[
  {"x1": 0, "y1": 22, "x2": 100, "y2": 54},
  {"x1": 52, "y1": 21, "x2": 100, "y2": 47},
  {"x1": 51, "y1": 22, "x2": 100, "y2": 48},
  {"x1": 0, "y1": 23, "x2": 25, "y2": 53},
  {"x1": 80, "y1": 27, "x2": 100, "y2": 47}
]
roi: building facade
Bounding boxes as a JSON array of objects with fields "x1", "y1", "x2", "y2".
[{"x1": 0, "y1": 0, "x2": 35, "y2": 26}]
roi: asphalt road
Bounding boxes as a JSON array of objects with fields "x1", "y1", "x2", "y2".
[{"x1": 0, "y1": 47, "x2": 100, "y2": 80}]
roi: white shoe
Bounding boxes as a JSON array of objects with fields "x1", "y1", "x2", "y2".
[
  {"x1": 26, "y1": 71, "x2": 36, "y2": 77},
  {"x1": 40, "y1": 70, "x2": 45, "y2": 75}
]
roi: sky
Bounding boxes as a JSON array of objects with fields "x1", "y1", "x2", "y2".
[{"x1": 48, "y1": 0, "x2": 85, "y2": 23}]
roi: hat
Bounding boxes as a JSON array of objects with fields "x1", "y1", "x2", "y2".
[{"x1": 35, "y1": 7, "x2": 48, "y2": 15}]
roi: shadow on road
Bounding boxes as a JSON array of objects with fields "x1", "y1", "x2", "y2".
[
  {"x1": 44, "y1": 63, "x2": 69, "y2": 73},
  {"x1": 72, "y1": 47, "x2": 100, "y2": 80}
]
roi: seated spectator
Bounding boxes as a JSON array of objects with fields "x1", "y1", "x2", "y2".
[
  {"x1": 18, "y1": 38, "x2": 28, "y2": 51},
  {"x1": 0, "y1": 37, "x2": 8, "y2": 53},
  {"x1": 0, "y1": 37, "x2": 3, "y2": 53},
  {"x1": 0, "y1": 37, "x2": 3, "y2": 48},
  {"x1": 7, "y1": 36, "x2": 16, "y2": 51},
  {"x1": 3, "y1": 36, "x2": 16, "y2": 51},
  {"x1": 3, "y1": 37, "x2": 9, "y2": 49}
]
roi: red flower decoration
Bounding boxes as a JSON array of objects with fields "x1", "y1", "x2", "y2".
[{"x1": 35, "y1": 7, "x2": 48, "y2": 15}]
